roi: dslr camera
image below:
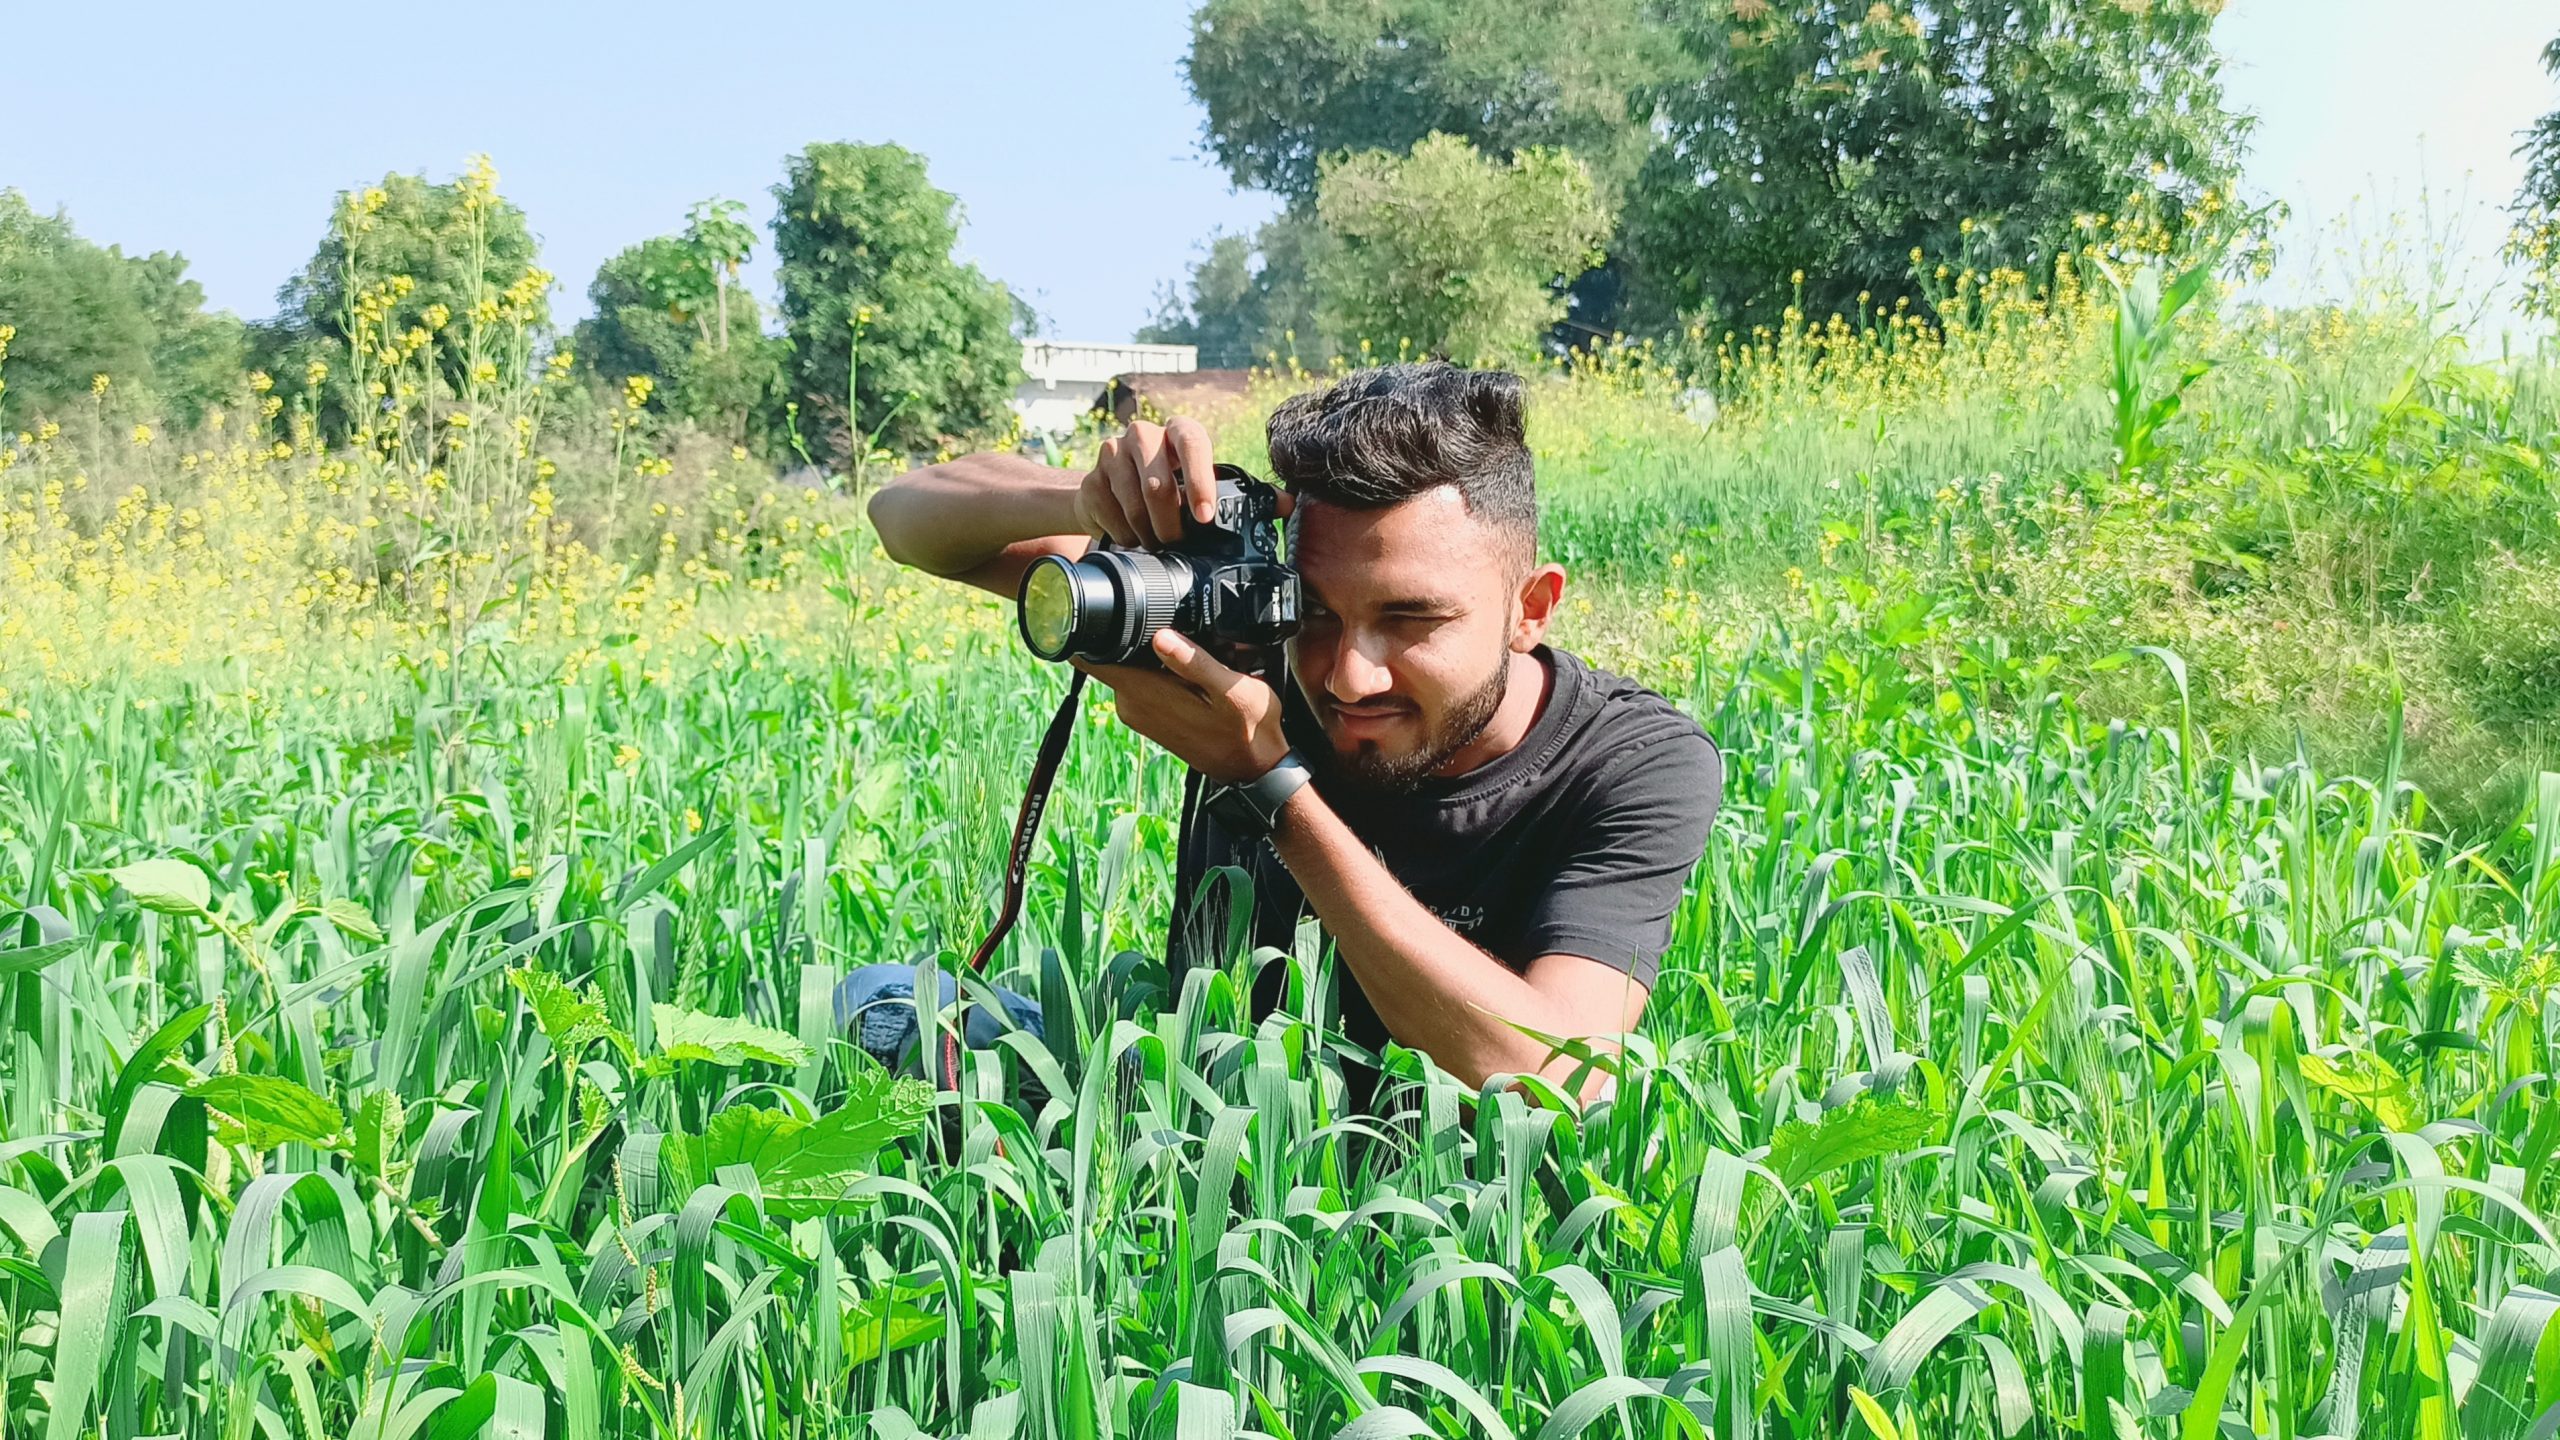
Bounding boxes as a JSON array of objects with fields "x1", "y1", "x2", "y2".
[{"x1": 1017, "y1": 463, "x2": 1299, "y2": 666}]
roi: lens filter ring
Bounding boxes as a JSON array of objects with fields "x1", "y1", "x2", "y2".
[{"x1": 1018, "y1": 556, "x2": 1079, "y2": 660}]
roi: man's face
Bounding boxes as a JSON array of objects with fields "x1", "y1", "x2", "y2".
[{"x1": 1283, "y1": 487, "x2": 1531, "y2": 791}]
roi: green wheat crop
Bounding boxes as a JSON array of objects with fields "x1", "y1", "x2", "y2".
[{"x1": 3, "y1": 602, "x2": 2559, "y2": 1438}]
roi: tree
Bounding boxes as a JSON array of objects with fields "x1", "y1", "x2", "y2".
[
  {"x1": 1626, "y1": 0, "x2": 2247, "y2": 331},
  {"x1": 1178, "y1": 0, "x2": 1683, "y2": 347},
  {"x1": 575, "y1": 227, "x2": 784, "y2": 446},
  {"x1": 0, "y1": 191, "x2": 242, "y2": 429},
  {"x1": 686, "y1": 200, "x2": 756, "y2": 351},
  {"x1": 770, "y1": 143, "x2": 1022, "y2": 464},
  {"x1": 608, "y1": 200, "x2": 758, "y2": 357},
  {"x1": 2510, "y1": 34, "x2": 2560, "y2": 320},
  {"x1": 1136, "y1": 212, "x2": 1334, "y2": 367},
  {"x1": 1311, "y1": 135, "x2": 1612, "y2": 367},
  {"x1": 258, "y1": 159, "x2": 549, "y2": 423},
  {"x1": 1185, "y1": 0, "x2": 1678, "y2": 208}
]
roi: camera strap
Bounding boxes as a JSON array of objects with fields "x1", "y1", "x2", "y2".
[
  {"x1": 966, "y1": 667, "x2": 1088, "y2": 975},
  {"x1": 944, "y1": 668, "x2": 1089, "y2": 1091}
]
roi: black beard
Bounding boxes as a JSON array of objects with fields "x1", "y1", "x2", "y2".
[{"x1": 1329, "y1": 654, "x2": 1511, "y2": 794}]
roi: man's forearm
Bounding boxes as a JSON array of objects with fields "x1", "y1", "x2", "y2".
[
  {"x1": 866, "y1": 452, "x2": 1082, "y2": 577},
  {"x1": 1268, "y1": 789, "x2": 1603, "y2": 1091}
]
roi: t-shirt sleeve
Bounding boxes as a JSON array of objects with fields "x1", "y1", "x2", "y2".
[{"x1": 1519, "y1": 726, "x2": 1722, "y2": 987}]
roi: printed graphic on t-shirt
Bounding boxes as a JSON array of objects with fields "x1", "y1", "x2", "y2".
[{"x1": 1431, "y1": 902, "x2": 1489, "y2": 934}]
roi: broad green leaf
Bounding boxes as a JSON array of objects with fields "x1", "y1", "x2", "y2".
[
  {"x1": 1768, "y1": 1094, "x2": 1942, "y2": 1189},
  {"x1": 845, "y1": 1287, "x2": 945, "y2": 1365},
  {"x1": 650, "y1": 1002, "x2": 812, "y2": 1071},
  {"x1": 321, "y1": 896, "x2": 383, "y2": 942},
  {"x1": 109, "y1": 858, "x2": 210, "y2": 915},
  {"x1": 681, "y1": 1069, "x2": 933, "y2": 1217},
  {"x1": 188, "y1": 1074, "x2": 344, "y2": 1150},
  {"x1": 702, "y1": 1103, "x2": 801, "y2": 1171},
  {"x1": 353, "y1": 1090, "x2": 406, "y2": 1186},
  {"x1": 2299, "y1": 1048, "x2": 2423, "y2": 1131},
  {"x1": 511, "y1": 965, "x2": 636, "y2": 1065}
]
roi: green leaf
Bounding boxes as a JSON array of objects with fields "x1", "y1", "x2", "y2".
[
  {"x1": 109, "y1": 858, "x2": 210, "y2": 915},
  {"x1": 511, "y1": 965, "x2": 636, "y2": 1066},
  {"x1": 844, "y1": 1287, "x2": 945, "y2": 1365},
  {"x1": 321, "y1": 896, "x2": 383, "y2": 942},
  {"x1": 1767, "y1": 1094, "x2": 1942, "y2": 1188},
  {"x1": 1846, "y1": 1386, "x2": 1901, "y2": 1440},
  {"x1": 353, "y1": 1090, "x2": 407, "y2": 1186},
  {"x1": 2299, "y1": 1048, "x2": 2423, "y2": 1131},
  {"x1": 649, "y1": 1002, "x2": 812, "y2": 1071},
  {"x1": 188, "y1": 1074, "x2": 344, "y2": 1150},
  {"x1": 0, "y1": 934, "x2": 81, "y2": 976},
  {"x1": 681, "y1": 1069, "x2": 933, "y2": 1217}
]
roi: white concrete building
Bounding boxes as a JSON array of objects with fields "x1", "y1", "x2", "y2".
[{"x1": 1014, "y1": 340, "x2": 1195, "y2": 436}]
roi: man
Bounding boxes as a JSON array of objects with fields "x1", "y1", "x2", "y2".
[{"x1": 860, "y1": 361, "x2": 1721, "y2": 1108}]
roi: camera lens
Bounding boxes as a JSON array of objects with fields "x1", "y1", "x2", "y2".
[
  {"x1": 1017, "y1": 550, "x2": 1191, "y2": 662},
  {"x1": 1019, "y1": 560, "x2": 1080, "y2": 660}
]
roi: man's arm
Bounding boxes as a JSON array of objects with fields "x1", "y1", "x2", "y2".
[
  {"x1": 865, "y1": 419, "x2": 1227, "y2": 599},
  {"x1": 1268, "y1": 787, "x2": 1649, "y2": 1099},
  {"x1": 1078, "y1": 629, "x2": 1659, "y2": 1101},
  {"x1": 865, "y1": 452, "x2": 1089, "y2": 598}
]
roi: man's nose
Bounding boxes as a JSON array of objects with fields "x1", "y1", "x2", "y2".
[{"x1": 1325, "y1": 630, "x2": 1392, "y2": 701}]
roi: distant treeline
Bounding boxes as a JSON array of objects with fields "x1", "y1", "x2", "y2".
[{"x1": 4, "y1": 6, "x2": 2556, "y2": 458}]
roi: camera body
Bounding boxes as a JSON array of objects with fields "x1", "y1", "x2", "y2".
[{"x1": 1017, "y1": 463, "x2": 1300, "y2": 666}]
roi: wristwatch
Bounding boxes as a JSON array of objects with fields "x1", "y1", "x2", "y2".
[{"x1": 1202, "y1": 751, "x2": 1313, "y2": 839}]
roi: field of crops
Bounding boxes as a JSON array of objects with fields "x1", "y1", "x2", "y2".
[{"x1": 7, "y1": 228, "x2": 2560, "y2": 1438}]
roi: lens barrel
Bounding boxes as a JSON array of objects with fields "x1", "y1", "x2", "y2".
[{"x1": 1016, "y1": 549, "x2": 1194, "y2": 663}]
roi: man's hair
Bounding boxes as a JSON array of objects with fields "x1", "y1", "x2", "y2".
[{"x1": 1264, "y1": 362, "x2": 1536, "y2": 570}]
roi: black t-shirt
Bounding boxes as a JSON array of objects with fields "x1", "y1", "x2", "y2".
[{"x1": 1175, "y1": 645, "x2": 1723, "y2": 1111}]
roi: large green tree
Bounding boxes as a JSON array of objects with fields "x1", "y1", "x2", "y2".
[
  {"x1": 575, "y1": 204, "x2": 785, "y2": 446},
  {"x1": 1313, "y1": 135, "x2": 1612, "y2": 367},
  {"x1": 1177, "y1": 0, "x2": 1681, "y2": 349},
  {"x1": 1627, "y1": 0, "x2": 2247, "y2": 331},
  {"x1": 1184, "y1": 0, "x2": 1677, "y2": 207},
  {"x1": 270, "y1": 167, "x2": 548, "y2": 345},
  {"x1": 0, "y1": 191, "x2": 242, "y2": 428},
  {"x1": 770, "y1": 143, "x2": 1022, "y2": 463},
  {"x1": 255, "y1": 163, "x2": 549, "y2": 424}
]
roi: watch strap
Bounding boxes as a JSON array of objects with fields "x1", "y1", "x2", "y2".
[{"x1": 1206, "y1": 751, "x2": 1311, "y2": 837}]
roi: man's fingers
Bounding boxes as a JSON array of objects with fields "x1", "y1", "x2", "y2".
[
  {"x1": 1109, "y1": 467, "x2": 1152, "y2": 547},
  {"x1": 1080, "y1": 477, "x2": 1138, "y2": 547},
  {"x1": 1111, "y1": 425, "x2": 1164, "y2": 545},
  {"x1": 1167, "y1": 417, "x2": 1218, "y2": 524},
  {"x1": 1153, "y1": 629, "x2": 1241, "y2": 695},
  {"x1": 1073, "y1": 657, "x2": 1191, "y2": 712},
  {"x1": 1067, "y1": 656, "x2": 1127, "y2": 690},
  {"x1": 1124, "y1": 420, "x2": 1186, "y2": 543},
  {"x1": 1138, "y1": 449, "x2": 1185, "y2": 546},
  {"x1": 1083, "y1": 440, "x2": 1137, "y2": 546}
]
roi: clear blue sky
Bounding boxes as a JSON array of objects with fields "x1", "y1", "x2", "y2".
[{"x1": 3, "y1": 1, "x2": 2552, "y2": 341}]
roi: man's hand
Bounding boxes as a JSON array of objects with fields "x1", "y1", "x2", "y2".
[
  {"x1": 1076, "y1": 416, "x2": 1293, "y2": 549},
  {"x1": 1078, "y1": 417, "x2": 1220, "y2": 548},
  {"x1": 1073, "y1": 630, "x2": 1290, "y2": 783}
]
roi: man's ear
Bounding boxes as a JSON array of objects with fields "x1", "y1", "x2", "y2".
[{"x1": 1512, "y1": 563, "x2": 1567, "y2": 651}]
